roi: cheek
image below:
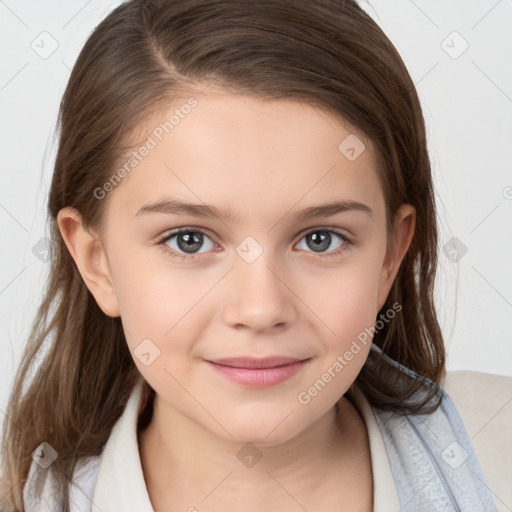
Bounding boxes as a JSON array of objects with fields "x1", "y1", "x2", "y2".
[
  {"x1": 110, "y1": 252, "x2": 215, "y2": 374},
  {"x1": 301, "y1": 257, "x2": 383, "y2": 337},
  {"x1": 294, "y1": 268, "x2": 380, "y2": 410},
  {"x1": 106, "y1": 245, "x2": 177, "y2": 350},
  {"x1": 295, "y1": 255, "x2": 384, "y2": 387}
]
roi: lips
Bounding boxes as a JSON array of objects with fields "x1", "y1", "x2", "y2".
[
  {"x1": 205, "y1": 356, "x2": 311, "y2": 387},
  {"x1": 208, "y1": 356, "x2": 306, "y2": 369}
]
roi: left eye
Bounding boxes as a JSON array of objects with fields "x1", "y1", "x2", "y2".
[
  {"x1": 296, "y1": 229, "x2": 349, "y2": 255},
  {"x1": 158, "y1": 227, "x2": 352, "y2": 261}
]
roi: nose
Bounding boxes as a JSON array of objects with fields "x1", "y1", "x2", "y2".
[{"x1": 221, "y1": 250, "x2": 298, "y2": 333}]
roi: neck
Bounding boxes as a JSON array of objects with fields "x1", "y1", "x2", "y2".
[{"x1": 137, "y1": 392, "x2": 372, "y2": 511}]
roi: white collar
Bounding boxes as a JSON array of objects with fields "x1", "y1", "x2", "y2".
[{"x1": 91, "y1": 379, "x2": 154, "y2": 512}]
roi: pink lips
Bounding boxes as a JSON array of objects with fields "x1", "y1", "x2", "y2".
[{"x1": 205, "y1": 356, "x2": 310, "y2": 387}]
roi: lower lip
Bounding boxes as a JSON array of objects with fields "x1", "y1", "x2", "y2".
[{"x1": 205, "y1": 360, "x2": 309, "y2": 387}]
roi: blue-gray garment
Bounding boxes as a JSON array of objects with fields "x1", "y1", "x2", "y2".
[{"x1": 369, "y1": 343, "x2": 497, "y2": 511}]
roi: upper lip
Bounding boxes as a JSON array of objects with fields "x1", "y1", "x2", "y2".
[{"x1": 207, "y1": 356, "x2": 309, "y2": 369}]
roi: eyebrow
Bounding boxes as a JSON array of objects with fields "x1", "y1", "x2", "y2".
[{"x1": 134, "y1": 198, "x2": 373, "y2": 222}]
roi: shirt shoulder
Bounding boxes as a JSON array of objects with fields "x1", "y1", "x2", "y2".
[{"x1": 442, "y1": 370, "x2": 512, "y2": 509}]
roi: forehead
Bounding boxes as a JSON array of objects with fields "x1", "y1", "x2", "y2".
[{"x1": 104, "y1": 90, "x2": 384, "y2": 225}]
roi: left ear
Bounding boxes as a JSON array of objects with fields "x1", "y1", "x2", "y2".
[{"x1": 376, "y1": 204, "x2": 416, "y2": 311}]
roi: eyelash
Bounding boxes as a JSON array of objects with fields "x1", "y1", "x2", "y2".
[{"x1": 157, "y1": 227, "x2": 353, "y2": 262}]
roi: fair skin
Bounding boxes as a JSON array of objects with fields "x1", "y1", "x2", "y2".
[{"x1": 57, "y1": 87, "x2": 415, "y2": 511}]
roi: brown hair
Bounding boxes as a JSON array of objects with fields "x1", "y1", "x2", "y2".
[{"x1": 1, "y1": 0, "x2": 445, "y2": 509}]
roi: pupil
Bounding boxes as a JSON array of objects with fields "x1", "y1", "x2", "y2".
[
  {"x1": 178, "y1": 232, "x2": 203, "y2": 253},
  {"x1": 308, "y1": 232, "x2": 330, "y2": 252}
]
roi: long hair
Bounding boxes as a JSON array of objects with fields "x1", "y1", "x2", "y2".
[{"x1": 1, "y1": 0, "x2": 445, "y2": 509}]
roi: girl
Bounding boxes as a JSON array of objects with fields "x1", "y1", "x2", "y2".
[{"x1": 0, "y1": 0, "x2": 500, "y2": 510}]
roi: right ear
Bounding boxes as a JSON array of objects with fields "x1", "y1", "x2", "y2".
[{"x1": 57, "y1": 207, "x2": 120, "y2": 317}]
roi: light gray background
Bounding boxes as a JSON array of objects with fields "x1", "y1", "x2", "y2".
[{"x1": 1, "y1": 1, "x2": 512, "y2": 432}]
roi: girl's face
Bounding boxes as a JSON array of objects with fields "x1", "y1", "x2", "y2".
[{"x1": 67, "y1": 88, "x2": 415, "y2": 445}]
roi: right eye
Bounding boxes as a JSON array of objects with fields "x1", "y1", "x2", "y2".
[{"x1": 157, "y1": 228, "x2": 218, "y2": 261}]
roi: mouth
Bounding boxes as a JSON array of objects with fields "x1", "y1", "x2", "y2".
[{"x1": 204, "y1": 356, "x2": 311, "y2": 387}]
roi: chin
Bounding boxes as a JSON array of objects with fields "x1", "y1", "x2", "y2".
[{"x1": 210, "y1": 411, "x2": 307, "y2": 447}]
